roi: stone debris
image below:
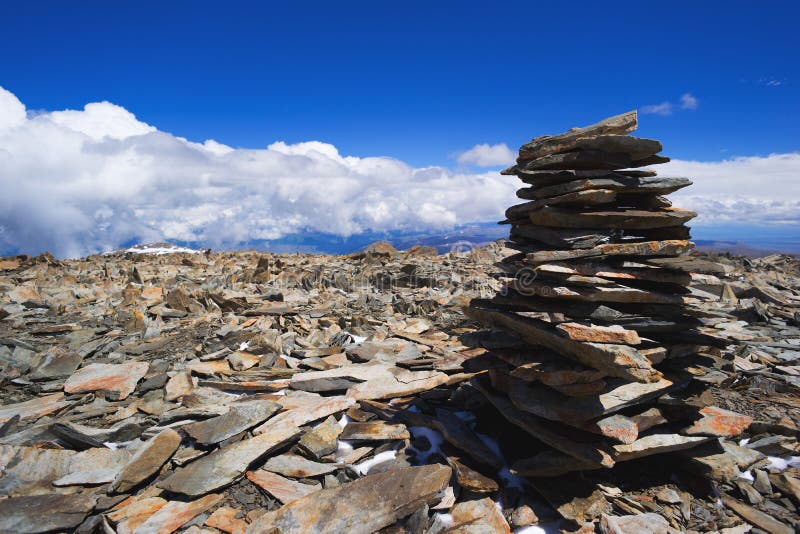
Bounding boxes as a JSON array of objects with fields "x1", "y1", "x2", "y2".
[{"x1": 1, "y1": 116, "x2": 799, "y2": 531}]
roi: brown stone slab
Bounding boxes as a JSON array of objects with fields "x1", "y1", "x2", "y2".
[
  {"x1": 245, "y1": 465, "x2": 452, "y2": 534},
  {"x1": 339, "y1": 421, "x2": 410, "y2": 441},
  {"x1": 528, "y1": 207, "x2": 696, "y2": 230},
  {"x1": 524, "y1": 240, "x2": 693, "y2": 264},
  {"x1": 507, "y1": 375, "x2": 676, "y2": 423},
  {"x1": 465, "y1": 306, "x2": 660, "y2": 382},
  {"x1": 246, "y1": 469, "x2": 320, "y2": 504},
  {"x1": 555, "y1": 322, "x2": 641, "y2": 345},
  {"x1": 110, "y1": 428, "x2": 181, "y2": 493},
  {"x1": 517, "y1": 110, "x2": 638, "y2": 162},
  {"x1": 684, "y1": 406, "x2": 753, "y2": 437},
  {"x1": 0, "y1": 392, "x2": 71, "y2": 423},
  {"x1": 64, "y1": 361, "x2": 149, "y2": 400}
]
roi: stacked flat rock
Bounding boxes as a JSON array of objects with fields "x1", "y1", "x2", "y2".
[{"x1": 466, "y1": 111, "x2": 745, "y2": 477}]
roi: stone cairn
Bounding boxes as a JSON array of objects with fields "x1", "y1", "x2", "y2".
[{"x1": 466, "y1": 111, "x2": 747, "y2": 477}]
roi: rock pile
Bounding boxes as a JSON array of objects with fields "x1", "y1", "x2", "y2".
[{"x1": 467, "y1": 110, "x2": 751, "y2": 477}]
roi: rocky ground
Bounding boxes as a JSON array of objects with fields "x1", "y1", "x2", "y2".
[{"x1": 0, "y1": 241, "x2": 799, "y2": 534}]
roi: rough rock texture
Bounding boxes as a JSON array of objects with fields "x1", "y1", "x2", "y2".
[{"x1": 246, "y1": 464, "x2": 451, "y2": 533}]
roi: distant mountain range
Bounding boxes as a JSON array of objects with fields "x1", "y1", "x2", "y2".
[{"x1": 93, "y1": 222, "x2": 800, "y2": 258}]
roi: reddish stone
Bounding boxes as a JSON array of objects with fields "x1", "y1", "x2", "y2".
[
  {"x1": 64, "y1": 361, "x2": 148, "y2": 400},
  {"x1": 685, "y1": 406, "x2": 752, "y2": 437}
]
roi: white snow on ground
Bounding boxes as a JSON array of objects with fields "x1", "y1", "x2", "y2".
[
  {"x1": 432, "y1": 513, "x2": 454, "y2": 528},
  {"x1": 768, "y1": 456, "x2": 800, "y2": 470},
  {"x1": 514, "y1": 524, "x2": 562, "y2": 534},
  {"x1": 739, "y1": 470, "x2": 754, "y2": 482},
  {"x1": 335, "y1": 439, "x2": 354, "y2": 462},
  {"x1": 354, "y1": 450, "x2": 397, "y2": 475},
  {"x1": 239, "y1": 341, "x2": 250, "y2": 351},
  {"x1": 103, "y1": 440, "x2": 136, "y2": 450},
  {"x1": 123, "y1": 245, "x2": 199, "y2": 255},
  {"x1": 338, "y1": 414, "x2": 350, "y2": 428}
]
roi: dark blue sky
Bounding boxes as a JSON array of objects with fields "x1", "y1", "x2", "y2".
[{"x1": 1, "y1": 0, "x2": 797, "y2": 166}]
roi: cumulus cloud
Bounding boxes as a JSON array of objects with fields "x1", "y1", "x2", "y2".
[
  {"x1": 679, "y1": 93, "x2": 698, "y2": 110},
  {"x1": 456, "y1": 143, "x2": 515, "y2": 167},
  {"x1": 664, "y1": 153, "x2": 800, "y2": 226},
  {"x1": 0, "y1": 86, "x2": 518, "y2": 258}
]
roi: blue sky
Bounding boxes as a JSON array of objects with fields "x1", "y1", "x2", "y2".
[
  {"x1": 2, "y1": 1, "x2": 797, "y2": 165},
  {"x1": 0, "y1": 1, "x2": 798, "y2": 257}
]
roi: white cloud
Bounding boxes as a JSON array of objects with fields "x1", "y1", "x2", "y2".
[
  {"x1": 0, "y1": 87, "x2": 26, "y2": 131},
  {"x1": 641, "y1": 93, "x2": 699, "y2": 116},
  {"x1": 0, "y1": 87, "x2": 518, "y2": 258},
  {"x1": 679, "y1": 93, "x2": 698, "y2": 110},
  {"x1": 640, "y1": 102, "x2": 674, "y2": 116},
  {"x1": 456, "y1": 143, "x2": 515, "y2": 167},
  {"x1": 664, "y1": 153, "x2": 800, "y2": 226}
]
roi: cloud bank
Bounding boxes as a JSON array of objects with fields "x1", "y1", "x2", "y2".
[
  {"x1": 0, "y1": 87, "x2": 519, "y2": 258},
  {"x1": 0, "y1": 86, "x2": 797, "y2": 257}
]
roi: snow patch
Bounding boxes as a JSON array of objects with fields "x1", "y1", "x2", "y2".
[
  {"x1": 354, "y1": 450, "x2": 397, "y2": 475},
  {"x1": 768, "y1": 456, "x2": 800, "y2": 471},
  {"x1": 739, "y1": 470, "x2": 754, "y2": 482},
  {"x1": 121, "y1": 244, "x2": 199, "y2": 255},
  {"x1": 433, "y1": 513, "x2": 454, "y2": 528}
]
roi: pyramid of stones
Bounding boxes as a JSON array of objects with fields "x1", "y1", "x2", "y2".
[{"x1": 466, "y1": 111, "x2": 744, "y2": 477}]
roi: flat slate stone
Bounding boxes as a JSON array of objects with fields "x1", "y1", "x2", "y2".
[
  {"x1": 246, "y1": 464, "x2": 452, "y2": 534},
  {"x1": 339, "y1": 421, "x2": 410, "y2": 441},
  {"x1": 110, "y1": 428, "x2": 182, "y2": 493},
  {"x1": 446, "y1": 497, "x2": 511, "y2": 532},
  {"x1": 684, "y1": 406, "x2": 753, "y2": 437},
  {"x1": 132, "y1": 494, "x2": 222, "y2": 534},
  {"x1": 507, "y1": 375, "x2": 677, "y2": 423},
  {"x1": 262, "y1": 453, "x2": 339, "y2": 478},
  {"x1": 517, "y1": 110, "x2": 638, "y2": 162},
  {"x1": 524, "y1": 240, "x2": 693, "y2": 264},
  {"x1": 528, "y1": 207, "x2": 696, "y2": 230},
  {"x1": 613, "y1": 433, "x2": 711, "y2": 461},
  {"x1": 158, "y1": 422, "x2": 302, "y2": 496},
  {"x1": 0, "y1": 392, "x2": 71, "y2": 423},
  {"x1": 574, "y1": 135, "x2": 662, "y2": 159},
  {"x1": 533, "y1": 261, "x2": 693, "y2": 286},
  {"x1": 506, "y1": 278, "x2": 685, "y2": 305},
  {"x1": 516, "y1": 188, "x2": 617, "y2": 208},
  {"x1": 465, "y1": 306, "x2": 659, "y2": 383},
  {"x1": 252, "y1": 395, "x2": 355, "y2": 436},
  {"x1": 183, "y1": 400, "x2": 281, "y2": 445},
  {"x1": 0, "y1": 444, "x2": 131, "y2": 496},
  {"x1": 246, "y1": 469, "x2": 321, "y2": 504},
  {"x1": 28, "y1": 346, "x2": 84, "y2": 380},
  {"x1": 448, "y1": 457, "x2": 499, "y2": 493},
  {"x1": 0, "y1": 493, "x2": 96, "y2": 534},
  {"x1": 297, "y1": 415, "x2": 342, "y2": 459},
  {"x1": 555, "y1": 322, "x2": 641, "y2": 345},
  {"x1": 514, "y1": 176, "x2": 691, "y2": 204},
  {"x1": 64, "y1": 361, "x2": 149, "y2": 400},
  {"x1": 519, "y1": 150, "x2": 633, "y2": 171}
]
